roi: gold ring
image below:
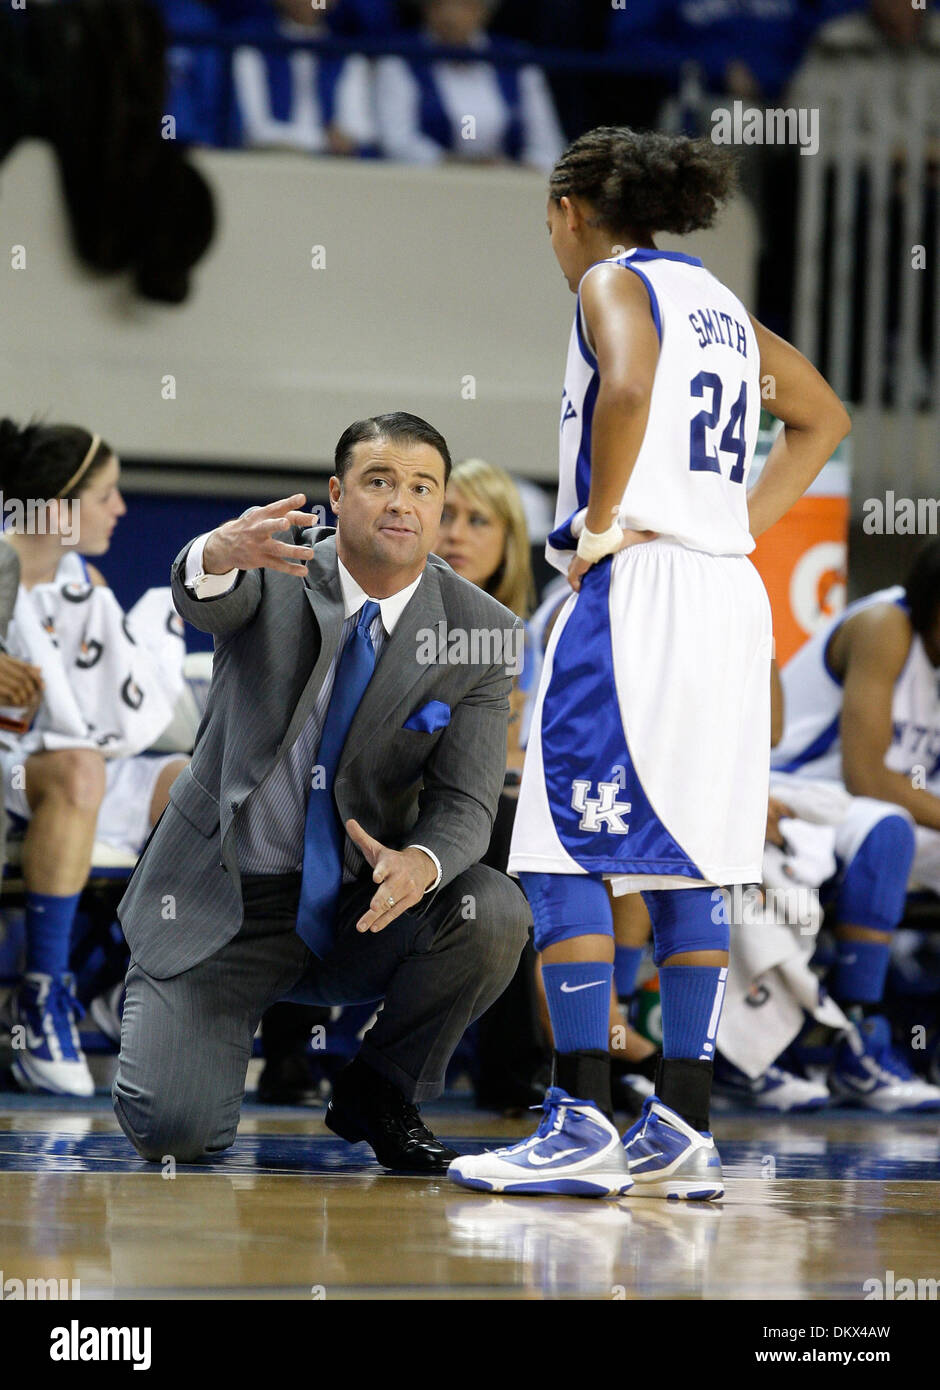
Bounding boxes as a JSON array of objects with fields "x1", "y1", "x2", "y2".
[{"x1": 386, "y1": 895, "x2": 395, "y2": 908}]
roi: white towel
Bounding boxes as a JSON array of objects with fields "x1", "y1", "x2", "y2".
[
  {"x1": 0, "y1": 570, "x2": 185, "y2": 761},
  {"x1": 718, "y1": 818, "x2": 848, "y2": 1077}
]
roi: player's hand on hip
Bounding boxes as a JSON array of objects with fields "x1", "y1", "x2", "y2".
[
  {"x1": 202, "y1": 495, "x2": 321, "y2": 577},
  {"x1": 566, "y1": 554, "x2": 593, "y2": 593},
  {"x1": 567, "y1": 527, "x2": 658, "y2": 592},
  {"x1": 346, "y1": 819, "x2": 437, "y2": 933}
]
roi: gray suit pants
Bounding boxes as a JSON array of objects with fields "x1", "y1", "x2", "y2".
[{"x1": 113, "y1": 863, "x2": 530, "y2": 1162}]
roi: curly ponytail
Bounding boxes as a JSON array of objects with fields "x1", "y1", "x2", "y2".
[{"x1": 549, "y1": 127, "x2": 737, "y2": 236}]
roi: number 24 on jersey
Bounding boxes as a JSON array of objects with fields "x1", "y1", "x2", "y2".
[{"x1": 689, "y1": 373, "x2": 748, "y2": 483}]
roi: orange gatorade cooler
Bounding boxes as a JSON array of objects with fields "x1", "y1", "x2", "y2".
[{"x1": 749, "y1": 436, "x2": 850, "y2": 666}]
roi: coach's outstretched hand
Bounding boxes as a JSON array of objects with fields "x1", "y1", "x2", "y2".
[
  {"x1": 203, "y1": 494, "x2": 321, "y2": 578},
  {"x1": 347, "y1": 819, "x2": 438, "y2": 933}
]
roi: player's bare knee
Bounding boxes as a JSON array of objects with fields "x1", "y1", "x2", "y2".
[{"x1": 28, "y1": 748, "x2": 106, "y2": 813}]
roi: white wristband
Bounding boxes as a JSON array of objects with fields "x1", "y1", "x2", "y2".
[{"x1": 576, "y1": 521, "x2": 624, "y2": 564}]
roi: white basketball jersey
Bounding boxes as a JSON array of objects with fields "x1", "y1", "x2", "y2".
[
  {"x1": 772, "y1": 587, "x2": 940, "y2": 783},
  {"x1": 546, "y1": 249, "x2": 761, "y2": 574}
]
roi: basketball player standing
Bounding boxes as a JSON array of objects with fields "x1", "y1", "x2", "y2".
[{"x1": 450, "y1": 126, "x2": 851, "y2": 1200}]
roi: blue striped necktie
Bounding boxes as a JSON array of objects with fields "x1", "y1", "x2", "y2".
[{"x1": 295, "y1": 599, "x2": 381, "y2": 957}]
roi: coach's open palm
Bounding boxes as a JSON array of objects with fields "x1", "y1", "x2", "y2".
[
  {"x1": 346, "y1": 819, "x2": 438, "y2": 934},
  {"x1": 203, "y1": 494, "x2": 321, "y2": 578}
]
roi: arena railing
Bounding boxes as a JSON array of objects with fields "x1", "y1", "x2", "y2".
[{"x1": 789, "y1": 31, "x2": 938, "y2": 503}]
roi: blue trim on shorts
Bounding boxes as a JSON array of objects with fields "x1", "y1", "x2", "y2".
[{"x1": 538, "y1": 557, "x2": 704, "y2": 877}]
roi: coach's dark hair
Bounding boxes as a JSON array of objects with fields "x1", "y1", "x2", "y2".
[
  {"x1": 904, "y1": 540, "x2": 940, "y2": 635},
  {"x1": 549, "y1": 127, "x2": 737, "y2": 236},
  {"x1": 0, "y1": 418, "x2": 114, "y2": 502},
  {"x1": 334, "y1": 412, "x2": 452, "y2": 484}
]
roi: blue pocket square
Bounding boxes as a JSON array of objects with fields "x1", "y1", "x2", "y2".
[{"x1": 403, "y1": 700, "x2": 451, "y2": 733}]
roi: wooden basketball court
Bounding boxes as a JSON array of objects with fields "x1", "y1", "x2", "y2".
[{"x1": 1, "y1": 1092, "x2": 938, "y2": 1300}]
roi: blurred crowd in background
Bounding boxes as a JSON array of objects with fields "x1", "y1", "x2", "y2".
[
  {"x1": 3, "y1": 1, "x2": 930, "y2": 334},
  {"x1": 154, "y1": 0, "x2": 927, "y2": 157}
]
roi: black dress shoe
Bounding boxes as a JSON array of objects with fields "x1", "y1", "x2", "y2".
[
  {"x1": 325, "y1": 1058, "x2": 458, "y2": 1173},
  {"x1": 257, "y1": 1055, "x2": 322, "y2": 1107}
]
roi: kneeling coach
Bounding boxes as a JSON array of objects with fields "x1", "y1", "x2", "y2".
[{"x1": 113, "y1": 413, "x2": 531, "y2": 1171}]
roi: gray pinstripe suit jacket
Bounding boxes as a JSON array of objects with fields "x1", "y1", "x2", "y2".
[{"x1": 117, "y1": 528, "x2": 522, "y2": 979}]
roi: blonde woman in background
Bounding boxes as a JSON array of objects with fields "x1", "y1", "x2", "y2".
[
  {"x1": 437, "y1": 458, "x2": 549, "y2": 1109},
  {"x1": 439, "y1": 458, "x2": 533, "y2": 776}
]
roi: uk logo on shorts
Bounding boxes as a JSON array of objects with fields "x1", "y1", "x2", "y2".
[{"x1": 570, "y1": 780, "x2": 631, "y2": 834}]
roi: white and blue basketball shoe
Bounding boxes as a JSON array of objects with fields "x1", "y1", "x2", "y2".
[
  {"x1": 830, "y1": 1017, "x2": 940, "y2": 1113},
  {"x1": 4, "y1": 971, "x2": 94, "y2": 1097},
  {"x1": 713, "y1": 1053, "x2": 830, "y2": 1112},
  {"x1": 448, "y1": 1087, "x2": 634, "y2": 1197},
  {"x1": 621, "y1": 1096, "x2": 724, "y2": 1201}
]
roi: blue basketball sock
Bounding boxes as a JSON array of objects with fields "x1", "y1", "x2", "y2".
[
  {"x1": 832, "y1": 939, "x2": 891, "y2": 1008},
  {"x1": 659, "y1": 965, "x2": 727, "y2": 1061},
  {"x1": 541, "y1": 961, "x2": 613, "y2": 1055},
  {"x1": 24, "y1": 890, "x2": 81, "y2": 978},
  {"x1": 613, "y1": 945, "x2": 644, "y2": 1000}
]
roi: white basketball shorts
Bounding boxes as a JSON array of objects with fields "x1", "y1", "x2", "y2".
[
  {"x1": 1, "y1": 748, "x2": 183, "y2": 858},
  {"x1": 508, "y1": 538, "x2": 773, "y2": 892}
]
